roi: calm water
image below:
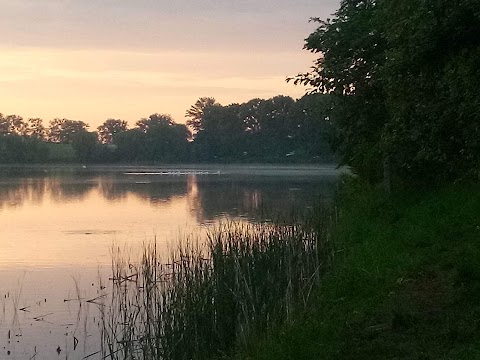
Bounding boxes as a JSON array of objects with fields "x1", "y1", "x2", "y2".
[{"x1": 0, "y1": 164, "x2": 342, "y2": 359}]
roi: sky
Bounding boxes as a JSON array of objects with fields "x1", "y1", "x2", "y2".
[{"x1": 0, "y1": 0, "x2": 339, "y2": 128}]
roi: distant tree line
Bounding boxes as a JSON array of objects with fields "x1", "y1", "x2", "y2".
[
  {"x1": 291, "y1": 0, "x2": 480, "y2": 184},
  {"x1": 0, "y1": 94, "x2": 335, "y2": 164},
  {"x1": 187, "y1": 95, "x2": 334, "y2": 162}
]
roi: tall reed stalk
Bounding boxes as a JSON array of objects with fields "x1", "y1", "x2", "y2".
[{"x1": 99, "y1": 206, "x2": 335, "y2": 360}]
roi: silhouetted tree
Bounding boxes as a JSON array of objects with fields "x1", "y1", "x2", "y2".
[
  {"x1": 48, "y1": 119, "x2": 89, "y2": 143},
  {"x1": 0, "y1": 114, "x2": 6, "y2": 135},
  {"x1": 97, "y1": 119, "x2": 128, "y2": 144},
  {"x1": 114, "y1": 129, "x2": 147, "y2": 162},
  {"x1": 195, "y1": 104, "x2": 245, "y2": 161},
  {"x1": 0, "y1": 135, "x2": 48, "y2": 163},
  {"x1": 115, "y1": 114, "x2": 189, "y2": 163},
  {"x1": 71, "y1": 131, "x2": 99, "y2": 162},
  {"x1": 26, "y1": 118, "x2": 46, "y2": 140},
  {"x1": 190, "y1": 95, "x2": 334, "y2": 163},
  {"x1": 240, "y1": 98, "x2": 264, "y2": 134},
  {"x1": 379, "y1": 0, "x2": 480, "y2": 181},
  {"x1": 257, "y1": 96, "x2": 296, "y2": 157},
  {"x1": 291, "y1": 94, "x2": 335, "y2": 162},
  {"x1": 136, "y1": 114, "x2": 174, "y2": 132},
  {"x1": 0, "y1": 114, "x2": 28, "y2": 136},
  {"x1": 289, "y1": 0, "x2": 387, "y2": 181},
  {"x1": 292, "y1": 0, "x2": 480, "y2": 183},
  {"x1": 185, "y1": 97, "x2": 220, "y2": 135}
]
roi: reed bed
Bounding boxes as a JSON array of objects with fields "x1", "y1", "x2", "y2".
[{"x1": 99, "y1": 206, "x2": 335, "y2": 360}]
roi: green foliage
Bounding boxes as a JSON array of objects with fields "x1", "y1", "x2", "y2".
[
  {"x1": 290, "y1": 1, "x2": 387, "y2": 179},
  {"x1": 115, "y1": 114, "x2": 189, "y2": 163},
  {"x1": 135, "y1": 113, "x2": 175, "y2": 132},
  {"x1": 294, "y1": 0, "x2": 480, "y2": 183},
  {"x1": 192, "y1": 95, "x2": 335, "y2": 163},
  {"x1": 240, "y1": 180, "x2": 480, "y2": 359},
  {"x1": 195, "y1": 103, "x2": 246, "y2": 161},
  {"x1": 101, "y1": 213, "x2": 334, "y2": 360},
  {"x1": 71, "y1": 131, "x2": 100, "y2": 162},
  {"x1": 0, "y1": 114, "x2": 31, "y2": 136},
  {"x1": 25, "y1": 118, "x2": 47, "y2": 140},
  {"x1": 114, "y1": 128, "x2": 146, "y2": 162},
  {"x1": 186, "y1": 97, "x2": 220, "y2": 134},
  {"x1": 0, "y1": 134, "x2": 49, "y2": 163},
  {"x1": 380, "y1": 0, "x2": 480, "y2": 181},
  {"x1": 97, "y1": 118, "x2": 128, "y2": 144},
  {"x1": 45, "y1": 143, "x2": 76, "y2": 162},
  {"x1": 48, "y1": 118, "x2": 89, "y2": 143},
  {"x1": 0, "y1": 91, "x2": 337, "y2": 164},
  {"x1": 0, "y1": 92, "x2": 336, "y2": 165}
]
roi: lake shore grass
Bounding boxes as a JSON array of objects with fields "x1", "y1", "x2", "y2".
[
  {"x1": 239, "y1": 178, "x2": 480, "y2": 359},
  {"x1": 99, "y1": 207, "x2": 336, "y2": 360}
]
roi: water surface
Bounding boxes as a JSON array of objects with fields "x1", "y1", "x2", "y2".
[{"x1": 0, "y1": 164, "x2": 342, "y2": 359}]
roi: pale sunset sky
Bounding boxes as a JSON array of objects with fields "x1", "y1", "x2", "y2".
[{"x1": 0, "y1": 0, "x2": 339, "y2": 128}]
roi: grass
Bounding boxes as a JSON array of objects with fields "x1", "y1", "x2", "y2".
[
  {"x1": 239, "y1": 179, "x2": 480, "y2": 359},
  {"x1": 98, "y1": 207, "x2": 335, "y2": 360}
]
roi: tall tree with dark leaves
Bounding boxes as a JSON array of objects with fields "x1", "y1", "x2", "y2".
[
  {"x1": 197, "y1": 104, "x2": 245, "y2": 161},
  {"x1": 26, "y1": 118, "x2": 46, "y2": 140},
  {"x1": 0, "y1": 114, "x2": 28, "y2": 136},
  {"x1": 185, "y1": 97, "x2": 219, "y2": 135},
  {"x1": 48, "y1": 119, "x2": 89, "y2": 143},
  {"x1": 379, "y1": 0, "x2": 480, "y2": 182},
  {"x1": 116, "y1": 114, "x2": 189, "y2": 163},
  {"x1": 136, "y1": 114, "x2": 175, "y2": 133},
  {"x1": 290, "y1": 0, "x2": 387, "y2": 181},
  {"x1": 97, "y1": 119, "x2": 128, "y2": 144},
  {"x1": 294, "y1": 0, "x2": 480, "y2": 184}
]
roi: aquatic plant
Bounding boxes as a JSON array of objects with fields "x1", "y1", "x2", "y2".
[{"x1": 99, "y1": 207, "x2": 334, "y2": 360}]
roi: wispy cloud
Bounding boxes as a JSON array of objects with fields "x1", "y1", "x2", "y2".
[
  {"x1": 0, "y1": 0, "x2": 338, "y2": 125},
  {"x1": 0, "y1": 0, "x2": 338, "y2": 51}
]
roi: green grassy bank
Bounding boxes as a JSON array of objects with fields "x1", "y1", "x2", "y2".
[{"x1": 241, "y1": 180, "x2": 480, "y2": 360}]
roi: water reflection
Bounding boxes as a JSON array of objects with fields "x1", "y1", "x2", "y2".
[
  {"x1": 192, "y1": 176, "x2": 336, "y2": 222},
  {"x1": 0, "y1": 175, "x2": 189, "y2": 209},
  {"x1": 50, "y1": 179, "x2": 98, "y2": 202},
  {"x1": 0, "y1": 165, "x2": 340, "y2": 269},
  {"x1": 98, "y1": 176, "x2": 188, "y2": 204},
  {"x1": 0, "y1": 166, "x2": 338, "y2": 222},
  {"x1": 0, "y1": 179, "x2": 45, "y2": 209},
  {"x1": 0, "y1": 165, "x2": 341, "y2": 360}
]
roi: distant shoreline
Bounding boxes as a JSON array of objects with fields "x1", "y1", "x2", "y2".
[{"x1": 0, "y1": 163, "x2": 349, "y2": 177}]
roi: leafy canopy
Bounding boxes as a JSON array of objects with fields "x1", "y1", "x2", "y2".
[{"x1": 292, "y1": 0, "x2": 480, "y2": 183}]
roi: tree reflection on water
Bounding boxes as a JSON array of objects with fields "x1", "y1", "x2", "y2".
[{"x1": 0, "y1": 165, "x2": 339, "y2": 222}]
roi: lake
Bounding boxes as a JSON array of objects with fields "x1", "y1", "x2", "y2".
[{"x1": 0, "y1": 164, "x2": 343, "y2": 359}]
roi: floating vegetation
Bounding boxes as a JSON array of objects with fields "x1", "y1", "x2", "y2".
[{"x1": 98, "y1": 206, "x2": 335, "y2": 360}]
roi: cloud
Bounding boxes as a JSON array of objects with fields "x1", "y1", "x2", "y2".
[
  {"x1": 0, "y1": 47, "x2": 311, "y2": 125},
  {"x1": 0, "y1": 0, "x2": 338, "y2": 51},
  {"x1": 0, "y1": 0, "x2": 339, "y2": 126}
]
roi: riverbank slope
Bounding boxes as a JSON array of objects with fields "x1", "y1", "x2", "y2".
[{"x1": 241, "y1": 180, "x2": 480, "y2": 359}]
